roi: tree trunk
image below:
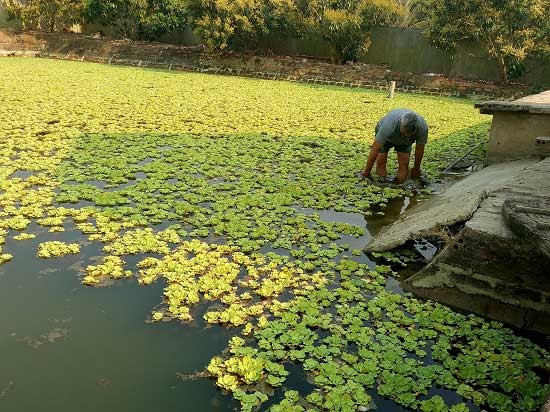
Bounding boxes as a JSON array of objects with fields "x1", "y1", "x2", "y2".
[{"x1": 497, "y1": 54, "x2": 508, "y2": 84}]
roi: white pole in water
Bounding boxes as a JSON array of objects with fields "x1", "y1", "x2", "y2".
[{"x1": 388, "y1": 81, "x2": 396, "y2": 99}]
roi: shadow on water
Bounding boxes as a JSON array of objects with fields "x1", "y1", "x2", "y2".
[{"x1": 0, "y1": 227, "x2": 239, "y2": 412}]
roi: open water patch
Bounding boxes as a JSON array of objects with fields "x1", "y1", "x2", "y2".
[
  {"x1": 0, "y1": 230, "x2": 239, "y2": 412},
  {"x1": 10, "y1": 170, "x2": 35, "y2": 179}
]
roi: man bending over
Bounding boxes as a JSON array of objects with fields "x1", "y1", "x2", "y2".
[{"x1": 359, "y1": 109, "x2": 428, "y2": 184}]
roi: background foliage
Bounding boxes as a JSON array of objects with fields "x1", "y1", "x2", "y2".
[
  {"x1": 186, "y1": 0, "x2": 402, "y2": 62},
  {"x1": 2, "y1": 0, "x2": 82, "y2": 31},
  {"x1": 423, "y1": 0, "x2": 550, "y2": 81},
  {"x1": 2, "y1": 0, "x2": 549, "y2": 74},
  {"x1": 83, "y1": 0, "x2": 189, "y2": 40}
]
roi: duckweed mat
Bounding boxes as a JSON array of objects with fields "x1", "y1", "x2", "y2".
[{"x1": 0, "y1": 58, "x2": 547, "y2": 412}]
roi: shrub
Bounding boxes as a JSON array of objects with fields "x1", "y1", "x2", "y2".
[
  {"x1": 2, "y1": 0, "x2": 83, "y2": 31},
  {"x1": 187, "y1": 0, "x2": 300, "y2": 51},
  {"x1": 306, "y1": 0, "x2": 403, "y2": 63},
  {"x1": 83, "y1": 0, "x2": 189, "y2": 40}
]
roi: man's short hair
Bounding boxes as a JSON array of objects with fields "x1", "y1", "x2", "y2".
[{"x1": 400, "y1": 111, "x2": 418, "y2": 134}]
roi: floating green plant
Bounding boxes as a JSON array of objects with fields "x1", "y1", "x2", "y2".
[
  {"x1": 37, "y1": 241, "x2": 80, "y2": 258},
  {"x1": 0, "y1": 57, "x2": 545, "y2": 412}
]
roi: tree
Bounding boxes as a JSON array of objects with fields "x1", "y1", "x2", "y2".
[
  {"x1": 83, "y1": 0, "x2": 189, "y2": 40},
  {"x1": 3, "y1": 0, "x2": 83, "y2": 31},
  {"x1": 187, "y1": 0, "x2": 299, "y2": 51},
  {"x1": 302, "y1": 0, "x2": 402, "y2": 63},
  {"x1": 424, "y1": 0, "x2": 550, "y2": 82},
  {"x1": 139, "y1": 0, "x2": 190, "y2": 39},
  {"x1": 188, "y1": 0, "x2": 401, "y2": 59},
  {"x1": 394, "y1": 0, "x2": 434, "y2": 28}
]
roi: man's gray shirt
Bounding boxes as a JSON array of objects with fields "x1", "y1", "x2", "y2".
[{"x1": 374, "y1": 109, "x2": 428, "y2": 146}]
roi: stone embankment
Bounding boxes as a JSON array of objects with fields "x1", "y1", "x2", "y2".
[
  {"x1": 0, "y1": 29, "x2": 535, "y2": 100},
  {"x1": 367, "y1": 157, "x2": 550, "y2": 334}
]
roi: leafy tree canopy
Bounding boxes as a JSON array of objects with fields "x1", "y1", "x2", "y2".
[
  {"x1": 83, "y1": 0, "x2": 189, "y2": 40},
  {"x1": 188, "y1": 0, "x2": 402, "y2": 62},
  {"x1": 2, "y1": 0, "x2": 83, "y2": 31},
  {"x1": 423, "y1": 0, "x2": 550, "y2": 81}
]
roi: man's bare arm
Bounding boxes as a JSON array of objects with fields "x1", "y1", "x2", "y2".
[
  {"x1": 361, "y1": 141, "x2": 383, "y2": 177},
  {"x1": 411, "y1": 143, "x2": 425, "y2": 178}
]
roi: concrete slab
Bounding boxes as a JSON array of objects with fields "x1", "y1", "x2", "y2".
[
  {"x1": 365, "y1": 159, "x2": 536, "y2": 252},
  {"x1": 401, "y1": 158, "x2": 550, "y2": 334},
  {"x1": 503, "y1": 196, "x2": 550, "y2": 259},
  {"x1": 516, "y1": 90, "x2": 550, "y2": 105},
  {"x1": 476, "y1": 90, "x2": 550, "y2": 114},
  {"x1": 476, "y1": 90, "x2": 550, "y2": 163}
]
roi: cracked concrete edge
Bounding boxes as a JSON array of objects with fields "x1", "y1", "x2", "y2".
[
  {"x1": 365, "y1": 196, "x2": 482, "y2": 252},
  {"x1": 365, "y1": 159, "x2": 537, "y2": 252}
]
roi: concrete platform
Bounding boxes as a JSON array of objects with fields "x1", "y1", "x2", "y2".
[
  {"x1": 476, "y1": 90, "x2": 550, "y2": 163},
  {"x1": 401, "y1": 158, "x2": 550, "y2": 334},
  {"x1": 365, "y1": 159, "x2": 536, "y2": 252}
]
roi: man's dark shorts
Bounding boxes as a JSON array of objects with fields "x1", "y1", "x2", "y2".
[{"x1": 379, "y1": 141, "x2": 412, "y2": 154}]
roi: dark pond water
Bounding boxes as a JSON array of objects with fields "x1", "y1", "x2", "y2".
[
  {"x1": 0, "y1": 196, "x2": 421, "y2": 412},
  {"x1": 0, "y1": 225, "x2": 238, "y2": 412}
]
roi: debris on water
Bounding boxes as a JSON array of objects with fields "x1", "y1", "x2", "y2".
[
  {"x1": 96, "y1": 378, "x2": 112, "y2": 388},
  {"x1": 0, "y1": 381, "x2": 14, "y2": 399},
  {"x1": 413, "y1": 238, "x2": 439, "y2": 261},
  {"x1": 19, "y1": 327, "x2": 69, "y2": 349},
  {"x1": 176, "y1": 370, "x2": 211, "y2": 381}
]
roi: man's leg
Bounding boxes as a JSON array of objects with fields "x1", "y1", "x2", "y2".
[
  {"x1": 375, "y1": 153, "x2": 388, "y2": 178},
  {"x1": 395, "y1": 152, "x2": 410, "y2": 184}
]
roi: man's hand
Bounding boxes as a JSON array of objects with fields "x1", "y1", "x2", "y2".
[{"x1": 411, "y1": 167, "x2": 422, "y2": 179}]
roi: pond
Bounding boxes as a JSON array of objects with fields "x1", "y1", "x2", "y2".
[
  {"x1": 1, "y1": 198, "x2": 413, "y2": 412},
  {"x1": 0, "y1": 58, "x2": 547, "y2": 412},
  {"x1": 0, "y1": 223, "x2": 238, "y2": 411}
]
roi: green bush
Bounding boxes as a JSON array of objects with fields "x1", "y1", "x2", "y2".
[
  {"x1": 187, "y1": 0, "x2": 300, "y2": 51},
  {"x1": 303, "y1": 0, "x2": 402, "y2": 63},
  {"x1": 2, "y1": 0, "x2": 83, "y2": 31},
  {"x1": 83, "y1": 0, "x2": 189, "y2": 40},
  {"x1": 188, "y1": 0, "x2": 401, "y2": 62}
]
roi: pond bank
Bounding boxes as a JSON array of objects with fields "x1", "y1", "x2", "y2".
[{"x1": 368, "y1": 158, "x2": 550, "y2": 334}]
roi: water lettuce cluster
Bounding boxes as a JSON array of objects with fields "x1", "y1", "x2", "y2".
[
  {"x1": 0, "y1": 58, "x2": 546, "y2": 412},
  {"x1": 212, "y1": 263, "x2": 549, "y2": 411},
  {"x1": 37, "y1": 241, "x2": 81, "y2": 258}
]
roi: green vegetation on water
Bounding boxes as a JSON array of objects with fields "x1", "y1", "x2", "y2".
[{"x1": 0, "y1": 58, "x2": 547, "y2": 412}]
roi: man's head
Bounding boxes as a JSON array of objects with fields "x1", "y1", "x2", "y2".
[{"x1": 399, "y1": 111, "x2": 418, "y2": 138}]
